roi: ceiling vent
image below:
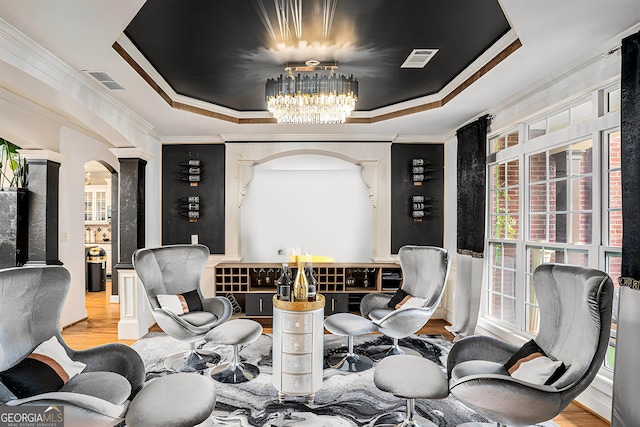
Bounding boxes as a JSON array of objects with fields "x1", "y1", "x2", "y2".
[
  {"x1": 400, "y1": 49, "x2": 439, "y2": 68},
  {"x1": 84, "y1": 71, "x2": 125, "y2": 90}
]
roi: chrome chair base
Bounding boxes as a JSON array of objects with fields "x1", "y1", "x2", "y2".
[
  {"x1": 326, "y1": 352, "x2": 375, "y2": 372},
  {"x1": 368, "y1": 343, "x2": 421, "y2": 361},
  {"x1": 374, "y1": 412, "x2": 437, "y2": 427},
  {"x1": 210, "y1": 361, "x2": 260, "y2": 384},
  {"x1": 165, "y1": 348, "x2": 220, "y2": 372}
]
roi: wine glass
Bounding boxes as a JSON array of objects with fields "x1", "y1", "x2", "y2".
[
  {"x1": 346, "y1": 269, "x2": 356, "y2": 287},
  {"x1": 362, "y1": 269, "x2": 370, "y2": 288}
]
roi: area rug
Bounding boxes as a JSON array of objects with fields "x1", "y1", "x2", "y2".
[{"x1": 131, "y1": 332, "x2": 558, "y2": 427}]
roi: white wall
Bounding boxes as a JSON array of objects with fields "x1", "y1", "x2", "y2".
[
  {"x1": 144, "y1": 137, "x2": 162, "y2": 249},
  {"x1": 241, "y1": 154, "x2": 372, "y2": 262},
  {"x1": 225, "y1": 142, "x2": 392, "y2": 262},
  {"x1": 59, "y1": 127, "x2": 119, "y2": 327}
]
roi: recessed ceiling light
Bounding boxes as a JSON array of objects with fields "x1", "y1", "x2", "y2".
[{"x1": 401, "y1": 49, "x2": 439, "y2": 68}]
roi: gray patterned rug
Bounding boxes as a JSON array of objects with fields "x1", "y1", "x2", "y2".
[{"x1": 131, "y1": 332, "x2": 558, "y2": 427}]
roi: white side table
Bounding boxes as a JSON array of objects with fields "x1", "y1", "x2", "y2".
[{"x1": 272, "y1": 294, "x2": 325, "y2": 404}]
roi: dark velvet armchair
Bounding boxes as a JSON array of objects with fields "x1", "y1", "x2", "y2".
[
  {"x1": 448, "y1": 263, "x2": 613, "y2": 427},
  {"x1": 0, "y1": 265, "x2": 146, "y2": 426}
]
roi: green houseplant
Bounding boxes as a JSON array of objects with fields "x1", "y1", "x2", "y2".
[
  {"x1": 0, "y1": 138, "x2": 28, "y2": 189},
  {"x1": 0, "y1": 137, "x2": 29, "y2": 268}
]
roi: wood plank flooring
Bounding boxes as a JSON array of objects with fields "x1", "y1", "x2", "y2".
[{"x1": 61, "y1": 288, "x2": 609, "y2": 427}]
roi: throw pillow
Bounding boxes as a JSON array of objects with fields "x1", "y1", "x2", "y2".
[
  {"x1": 395, "y1": 295, "x2": 428, "y2": 310},
  {"x1": 157, "y1": 289, "x2": 203, "y2": 315},
  {"x1": 511, "y1": 355, "x2": 567, "y2": 385},
  {"x1": 387, "y1": 288, "x2": 409, "y2": 308},
  {"x1": 504, "y1": 339, "x2": 566, "y2": 385},
  {"x1": 0, "y1": 336, "x2": 86, "y2": 398},
  {"x1": 504, "y1": 339, "x2": 546, "y2": 374}
]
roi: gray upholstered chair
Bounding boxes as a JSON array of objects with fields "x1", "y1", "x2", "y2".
[
  {"x1": 448, "y1": 263, "x2": 613, "y2": 427},
  {"x1": 360, "y1": 245, "x2": 451, "y2": 359},
  {"x1": 0, "y1": 265, "x2": 146, "y2": 426},
  {"x1": 133, "y1": 244, "x2": 232, "y2": 372}
]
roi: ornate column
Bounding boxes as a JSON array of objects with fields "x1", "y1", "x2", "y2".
[
  {"x1": 110, "y1": 148, "x2": 155, "y2": 339},
  {"x1": 19, "y1": 150, "x2": 68, "y2": 265}
]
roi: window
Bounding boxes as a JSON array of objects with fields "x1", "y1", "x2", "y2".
[
  {"x1": 489, "y1": 130, "x2": 519, "y2": 154},
  {"x1": 528, "y1": 140, "x2": 593, "y2": 245},
  {"x1": 527, "y1": 99, "x2": 593, "y2": 140},
  {"x1": 607, "y1": 88, "x2": 621, "y2": 113},
  {"x1": 489, "y1": 160, "x2": 520, "y2": 239},
  {"x1": 603, "y1": 129, "x2": 622, "y2": 370},
  {"x1": 487, "y1": 158, "x2": 520, "y2": 326},
  {"x1": 485, "y1": 86, "x2": 619, "y2": 359},
  {"x1": 607, "y1": 131, "x2": 622, "y2": 246},
  {"x1": 488, "y1": 243, "x2": 517, "y2": 325}
]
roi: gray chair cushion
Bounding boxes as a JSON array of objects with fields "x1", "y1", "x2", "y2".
[
  {"x1": 368, "y1": 308, "x2": 393, "y2": 323},
  {"x1": 324, "y1": 313, "x2": 378, "y2": 336},
  {"x1": 125, "y1": 373, "x2": 216, "y2": 427},
  {"x1": 180, "y1": 311, "x2": 218, "y2": 327},
  {"x1": 205, "y1": 319, "x2": 263, "y2": 346},
  {"x1": 133, "y1": 245, "x2": 233, "y2": 344},
  {"x1": 60, "y1": 372, "x2": 131, "y2": 406},
  {"x1": 374, "y1": 355, "x2": 448, "y2": 400},
  {"x1": 450, "y1": 360, "x2": 508, "y2": 382}
]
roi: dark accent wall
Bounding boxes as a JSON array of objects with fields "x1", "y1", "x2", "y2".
[
  {"x1": 391, "y1": 143, "x2": 444, "y2": 253},
  {"x1": 162, "y1": 144, "x2": 225, "y2": 253}
]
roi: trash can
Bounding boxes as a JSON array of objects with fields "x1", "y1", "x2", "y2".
[{"x1": 86, "y1": 246, "x2": 106, "y2": 292}]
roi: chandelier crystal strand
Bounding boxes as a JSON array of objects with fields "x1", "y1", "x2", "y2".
[{"x1": 265, "y1": 73, "x2": 358, "y2": 124}]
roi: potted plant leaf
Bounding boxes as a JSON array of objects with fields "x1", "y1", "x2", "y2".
[{"x1": 0, "y1": 137, "x2": 29, "y2": 268}]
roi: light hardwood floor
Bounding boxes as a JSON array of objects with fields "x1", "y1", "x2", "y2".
[{"x1": 62, "y1": 288, "x2": 609, "y2": 427}]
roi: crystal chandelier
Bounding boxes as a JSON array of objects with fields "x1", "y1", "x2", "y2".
[{"x1": 265, "y1": 61, "x2": 358, "y2": 124}]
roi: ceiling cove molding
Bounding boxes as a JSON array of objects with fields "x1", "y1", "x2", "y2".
[
  {"x1": 114, "y1": 31, "x2": 521, "y2": 125},
  {"x1": 110, "y1": 147, "x2": 155, "y2": 161},
  {"x1": 0, "y1": 86, "x2": 116, "y2": 148},
  {"x1": 0, "y1": 18, "x2": 156, "y2": 146},
  {"x1": 393, "y1": 135, "x2": 447, "y2": 144},
  {"x1": 160, "y1": 135, "x2": 225, "y2": 144},
  {"x1": 363, "y1": 30, "x2": 520, "y2": 118},
  {"x1": 220, "y1": 134, "x2": 397, "y2": 142}
]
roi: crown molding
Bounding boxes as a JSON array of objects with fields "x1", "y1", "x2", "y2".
[
  {"x1": 18, "y1": 149, "x2": 69, "y2": 164},
  {"x1": 114, "y1": 30, "x2": 521, "y2": 125},
  {"x1": 0, "y1": 17, "x2": 156, "y2": 146},
  {"x1": 109, "y1": 147, "x2": 155, "y2": 161},
  {"x1": 220, "y1": 134, "x2": 397, "y2": 142}
]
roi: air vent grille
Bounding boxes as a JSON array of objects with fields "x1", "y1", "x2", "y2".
[
  {"x1": 83, "y1": 70, "x2": 125, "y2": 90},
  {"x1": 400, "y1": 49, "x2": 439, "y2": 68}
]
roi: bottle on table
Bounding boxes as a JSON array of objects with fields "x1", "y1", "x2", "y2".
[
  {"x1": 293, "y1": 257, "x2": 309, "y2": 302},
  {"x1": 306, "y1": 263, "x2": 317, "y2": 302},
  {"x1": 276, "y1": 263, "x2": 292, "y2": 301}
]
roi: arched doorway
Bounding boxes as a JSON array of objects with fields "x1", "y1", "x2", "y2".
[{"x1": 83, "y1": 160, "x2": 118, "y2": 301}]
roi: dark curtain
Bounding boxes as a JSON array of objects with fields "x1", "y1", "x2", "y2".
[
  {"x1": 445, "y1": 115, "x2": 489, "y2": 339},
  {"x1": 456, "y1": 115, "x2": 489, "y2": 256},
  {"x1": 612, "y1": 30, "x2": 640, "y2": 427}
]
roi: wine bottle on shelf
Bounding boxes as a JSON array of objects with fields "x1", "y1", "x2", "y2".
[
  {"x1": 306, "y1": 263, "x2": 317, "y2": 302},
  {"x1": 178, "y1": 196, "x2": 200, "y2": 203},
  {"x1": 293, "y1": 257, "x2": 309, "y2": 302},
  {"x1": 179, "y1": 159, "x2": 201, "y2": 166},
  {"x1": 276, "y1": 263, "x2": 292, "y2": 301}
]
